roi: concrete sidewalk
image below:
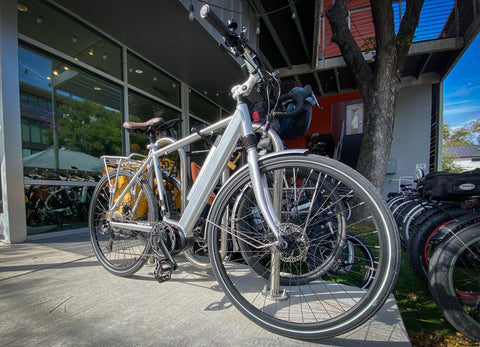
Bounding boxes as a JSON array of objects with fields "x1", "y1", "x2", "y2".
[{"x1": 0, "y1": 233, "x2": 411, "y2": 346}]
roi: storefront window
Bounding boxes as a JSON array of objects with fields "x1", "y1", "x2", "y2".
[
  {"x1": 19, "y1": 45, "x2": 122, "y2": 234},
  {"x1": 189, "y1": 90, "x2": 219, "y2": 123},
  {"x1": 128, "y1": 90, "x2": 181, "y2": 154},
  {"x1": 18, "y1": 0, "x2": 122, "y2": 79},
  {"x1": 189, "y1": 117, "x2": 210, "y2": 164},
  {"x1": 127, "y1": 52, "x2": 180, "y2": 107}
]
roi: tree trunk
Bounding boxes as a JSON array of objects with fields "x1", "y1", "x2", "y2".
[
  {"x1": 356, "y1": 78, "x2": 398, "y2": 191},
  {"x1": 326, "y1": 0, "x2": 424, "y2": 192}
]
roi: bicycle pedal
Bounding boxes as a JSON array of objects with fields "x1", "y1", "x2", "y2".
[{"x1": 154, "y1": 259, "x2": 173, "y2": 283}]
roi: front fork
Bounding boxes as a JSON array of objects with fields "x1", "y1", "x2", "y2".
[{"x1": 245, "y1": 145, "x2": 286, "y2": 297}]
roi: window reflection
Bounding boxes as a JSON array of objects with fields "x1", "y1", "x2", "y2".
[
  {"x1": 189, "y1": 90, "x2": 219, "y2": 123},
  {"x1": 128, "y1": 90, "x2": 181, "y2": 154},
  {"x1": 127, "y1": 52, "x2": 180, "y2": 107},
  {"x1": 24, "y1": 183, "x2": 96, "y2": 234},
  {"x1": 20, "y1": 46, "x2": 122, "y2": 168},
  {"x1": 19, "y1": 45, "x2": 122, "y2": 234},
  {"x1": 189, "y1": 117, "x2": 209, "y2": 164},
  {"x1": 18, "y1": 0, "x2": 122, "y2": 79}
]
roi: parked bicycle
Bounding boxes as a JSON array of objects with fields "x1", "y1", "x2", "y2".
[
  {"x1": 88, "y1": 5, "x2": 400, "y2": 339},
  {"x1": 385, "y1": 167, "x2": 480, "y2": 341}
]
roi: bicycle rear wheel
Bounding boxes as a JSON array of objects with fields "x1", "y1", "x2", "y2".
[
  {"x1": 89, "y1": 169, "x2": 158, "y2": 276},
  {"x1": 207, "y1": 154, "x2": 400, "y2": 339}
]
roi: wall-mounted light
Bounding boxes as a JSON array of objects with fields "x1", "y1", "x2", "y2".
[
  {"x1": 135, "y1": 69, "x2": 143, "y2": 74},
  {"x1": 36, "y1": 16, "x2": 43, "y2": 24},
  {"x1": 88, "y1": 49, "x2": 94, "y2": 56},
  {"x1": 94, "y1": 86, "x2": 102, "y2": 91},
  {"x1": 256, "y1": 21, "x2": 260, "y2": 35},
  {"x1": 72, "y1": 36, "x2": 78, "y2": 43}
]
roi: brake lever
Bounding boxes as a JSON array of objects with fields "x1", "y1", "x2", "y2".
[{"x1": 310, "y1": 91, "x2": 323, "y2": 110}]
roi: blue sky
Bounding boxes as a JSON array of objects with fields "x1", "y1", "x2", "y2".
[{"x1": 443, "y1": 33, "x2": 480, "y2": 129}]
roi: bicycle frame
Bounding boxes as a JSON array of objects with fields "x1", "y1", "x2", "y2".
[{"x1": 105, "y1": 100, "x2": 286, "y2": 247}]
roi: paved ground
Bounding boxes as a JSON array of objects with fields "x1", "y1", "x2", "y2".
[{"x1": 0, "y1": 232, "x2": 411, "y2": 346}]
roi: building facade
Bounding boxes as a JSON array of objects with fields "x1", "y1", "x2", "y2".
[{"x1": 1, "y1": 0, "x2": 478, "y2": 243}]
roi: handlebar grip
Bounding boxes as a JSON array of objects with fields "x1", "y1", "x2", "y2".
[
  {"x1": 200, "y1": 4, "x2": 231, "y2": 38},
  {"x1": 272, "y1": 85, "x2": 313, "y2": 120}
]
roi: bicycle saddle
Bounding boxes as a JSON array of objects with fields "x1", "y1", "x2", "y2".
[{"x1": 123, "y1": 117, "x2": 165, "y2": 134}]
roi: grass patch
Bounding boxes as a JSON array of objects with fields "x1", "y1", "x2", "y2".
[{"x1": 394, "y1": 250, "x2": 479, "y2": 346}]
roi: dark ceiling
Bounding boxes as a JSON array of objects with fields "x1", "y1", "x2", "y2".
[{"x1": 52, "y1": 0, "x2": 479, "y2": 111}]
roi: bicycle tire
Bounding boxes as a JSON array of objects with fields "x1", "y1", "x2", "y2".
[
  {"x1": 400, "y1": 202, "x2": 431, "y2": 248},
  {"x1": 393, "y1": 200, "x2": 421, "y2": 248},
  {"x1": 325, "y1": 232, "x2": 376, "y2": 290},
  {"x1": 387, "y1": 195, "x2": 408, "y2": 211},
  {"x1": 429, "y1": 224, "x2": 480, "y2": 341},
  {"x1": 207, "y1": 154, "x2": 400, "y2": 339},
  {"x1": 407, "y1": 204, "x2": 470, "y2": 288},
  {"x1": 89, "y1": 168, "x2": 158, "y2": 276}
]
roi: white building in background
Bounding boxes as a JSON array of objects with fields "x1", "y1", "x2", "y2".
[{"x1": 444, "y1": 145, "x2": 480, "y2": 171}]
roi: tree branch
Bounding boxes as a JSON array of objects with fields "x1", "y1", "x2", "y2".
[
  {"x1": 395, "y1": 0, "x2": 425, "y2": 66},
  {"x1": 326, "y1": 0, "x2": 373, "y2": 95}
]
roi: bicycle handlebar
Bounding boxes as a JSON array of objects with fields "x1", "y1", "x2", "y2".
[
  {"x1": 200, "y1": 5, "x2": 318, "y2": 119},
  {"x1": 271, "y1": 85, "x2": 313, "y2": 120}
]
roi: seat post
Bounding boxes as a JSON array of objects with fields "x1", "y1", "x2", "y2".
[{"x1": 148, "y1": 131, "x2": 157, "y2": 144}]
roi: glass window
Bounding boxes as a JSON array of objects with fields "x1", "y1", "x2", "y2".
[
  {"x1": 18, "y1": 0, "x2": 122, "y2": 79},
  {"x1": 127, "y1": 52, "x2": 180, "y2": 107},
  {"x1": 189, "y1": 90, "x2": 219, "y2": 123},
  {"x1": 188, "y1": 117, "x2": 210, "y2": 164},
  {"x1": 128, "y1": 90, "x2": 181, "y2": 154},
  {"x1": 19, "y1": 45, "x2": 123, "y2": 235},
  {"x1": 19, "y1": 46, "x2": 122, "y2": 172}
]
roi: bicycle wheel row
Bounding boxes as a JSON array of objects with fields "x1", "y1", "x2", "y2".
[
  {"x1": 386, "y1": 172, "x2": 480, "y2": 342},
  {"x1": 386, "y1": 183, "x2": 476, "y2": 289}
]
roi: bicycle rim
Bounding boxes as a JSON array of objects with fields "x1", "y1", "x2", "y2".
[
  {"x1": 89, "y1": 169, "x2": 158, "y2": 276},
  {"x1": 207, "y1": 154, "x2": 400, "y2": 339}
]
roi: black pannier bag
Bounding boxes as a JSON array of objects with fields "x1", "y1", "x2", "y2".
[{"x1": 418, "y1": 168, "x2": 480, "y2": 201}]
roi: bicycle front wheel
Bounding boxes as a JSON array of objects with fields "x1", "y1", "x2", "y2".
[
  {"x1": 207, "y1": 154, "x2": 400, "y2": 339},
  {"x1": 89, "y1": 169, "x2": 158, "y2": 276}
]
